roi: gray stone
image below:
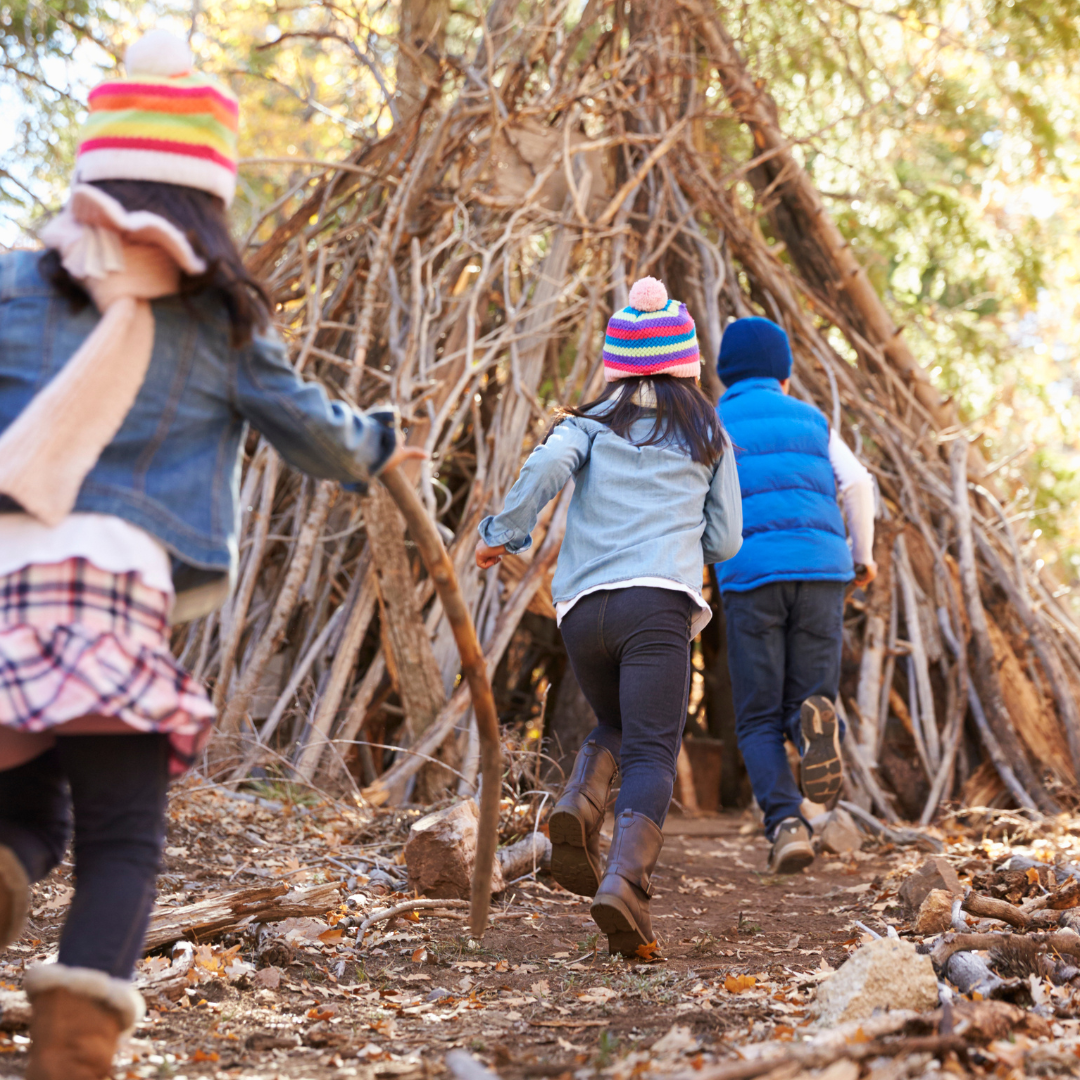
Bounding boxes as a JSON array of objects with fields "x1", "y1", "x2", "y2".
[
  {"x1": 812, "y1": 937, "x2": 939, "y2": 1026},
  {"x1": 820, "y1": 809, "x2": 863, "y2": 855},
  {"x1": 898, "y1": 857, "x2": 962, "y2": 913}
]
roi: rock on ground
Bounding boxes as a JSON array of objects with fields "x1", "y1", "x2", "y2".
[
  {"x1": 819, "y1": 809, "x2": 863, "y2": 855},
  {"x1": 898, "y1": 856, "x2": 962, "y2": 913},
  {"x1": 811, "y1": 937, "x2": 939, "y2": 1025},
  {"x1": 915, "y1": 888, "x2": 956, "y2": 935}
]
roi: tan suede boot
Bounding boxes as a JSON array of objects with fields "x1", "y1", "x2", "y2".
[
  {"x1": 25, "y1": 964, "x2": 145, "y2": 1080},
  {"x1": 0, "y1": 846, "x2": 29, "y2": 949},
  {"x1": 590, "y1": 810, "x2": 663, "y2": 957},
  {"x1": 548, "y1": 743, "x2": 618, "y2": 897}
]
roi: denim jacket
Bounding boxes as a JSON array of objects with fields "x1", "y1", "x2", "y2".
[
  {"x1": 478, "y1": 408, "x2": 743, "y2": 605},
  {"x1": 0, "y1": 250, "x2": 395, "y2": 616}
]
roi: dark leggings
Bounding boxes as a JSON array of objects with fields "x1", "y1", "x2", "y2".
[
  {"x1": 0, "y1": 734, "x2": 169, "y2": 978},
  {"x1": 559, "y1": 587, "x2": 694, "y2": 827}
]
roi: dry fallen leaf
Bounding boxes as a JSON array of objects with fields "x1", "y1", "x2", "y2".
[
  {"x1": 724, "y1": 974, "x2": 757, "y2": 993},
  {"x1": 318, "y1": 927, "x2": 344, "y2": 944},
  {"x1": 411, "y1": 947, "x2": 428, "y2": 964},
  {"x1": 494, "y1": 959, "x2": 510, "y2": 972},
  {"x1": 636, "y1": 940, "x2": 662, "y2": 961}
]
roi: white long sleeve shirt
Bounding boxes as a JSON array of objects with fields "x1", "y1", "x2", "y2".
[{"x1": 828, "y1": 428, "x2": 875, "y2": 565}]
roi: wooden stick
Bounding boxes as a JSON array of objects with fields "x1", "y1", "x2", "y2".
[
  {"x1": 949, "y1": 439, "x2": 1055, "y2": 813},
  {"x1": 379, "y1": 463, "x2": 502, "y2": 938},
  {"x1": 962, "y1": 892, "x2": 1031, "y2": 931},
  {"x1": 358, "y1": 898, "x2": 470, "y2": 935}
]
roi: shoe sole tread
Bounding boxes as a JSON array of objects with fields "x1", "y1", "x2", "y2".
[
  {"x1": 590, "y1": 894, "x2": 648, "y2": 957},
  {"x1": 548, "y1": 809, "x2": 601, "y2": 897},
  {"x1": 800, "y1": 696, "x2": 843, "y2": 806}
]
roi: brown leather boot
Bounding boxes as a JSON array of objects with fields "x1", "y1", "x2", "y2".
[
  {"x1": 590, "y1": 810, "x2": 663, "y2": 957},
  {"x1": 548, "y1": 742, "x2": 618, "y2": 896},
  {"x1": 0, "y1": 845, "x2": 29, "y2": 949},
  {"x1": 25, "y1": 964, "x2": 145, "y2": 1080}
]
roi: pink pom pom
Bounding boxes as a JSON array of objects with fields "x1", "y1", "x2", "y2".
[{"x1": 628, "y1": 276, "x2": 668, "y2": 312}]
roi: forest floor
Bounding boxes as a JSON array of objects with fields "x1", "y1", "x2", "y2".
[{"x1": 2, "y1": 780, "x2": 1079, "y2": 1080}]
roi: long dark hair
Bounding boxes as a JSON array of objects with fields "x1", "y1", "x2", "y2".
[
  {"x1": 41, "y1": 179, "x2": 270, "y2": 346},
  {"x1": 553, "y1": 373, "x2": 727, "y2": 467}
]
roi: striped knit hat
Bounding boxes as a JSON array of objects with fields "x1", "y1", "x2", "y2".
[
  {"x1": 74, "y1": 30, "x2": 239, "y2": 206},
  {"x1": 602, "y1": 277, "x2": 701, "y2": 381}
]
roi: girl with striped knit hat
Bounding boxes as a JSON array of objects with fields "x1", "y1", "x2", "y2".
[
  {"x1": 0, "y1": 30, "x2": 421, "y2": 1078},
  {"x1": 476, "y1": 277, "x2": 742, "y2": 956}
]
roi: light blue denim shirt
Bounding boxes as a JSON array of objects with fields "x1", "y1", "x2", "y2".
[
  {"x1": 0, "y1": 250, "x2": 395, "y2": 611},
  {"x1": 478, "y1": 409, "x2": 743, "y2": 606}
]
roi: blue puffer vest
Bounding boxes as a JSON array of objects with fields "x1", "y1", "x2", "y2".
[{"x1": 716, "y1": 377, "x2": 853, "y2": 592}]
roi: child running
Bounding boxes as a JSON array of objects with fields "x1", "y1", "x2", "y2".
[
  {"x1": 715, "y1": 317, "x2": 876, "y2": 874},
  {"x1": 0, "y1": 30, "x2": 421, "y2": 1079},
  {"x1": 476, "y1": 277, "x2": 742, "y2": 955}
]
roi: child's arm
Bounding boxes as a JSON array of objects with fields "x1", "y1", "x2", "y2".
[
  {"x1": 702, "y1": 443, "x2": 743, "y2": 565},
  {"x1": 234, "y1": 333, "x2": 410, "y2": 484},
  {"x1": 475, "y1": 419, "x2": 593, "y2": 565},
  {"x1": 829, "y1": 428, "x2": 876, "y2": 584}
]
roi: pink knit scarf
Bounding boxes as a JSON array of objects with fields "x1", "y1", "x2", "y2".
[{"x1": 0, "y1": 185, "x2": 205, "y2": 527}]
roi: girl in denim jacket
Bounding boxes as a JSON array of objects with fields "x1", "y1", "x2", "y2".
[
  {"x1": 476, "y1": 277, "x2": 742, "y2": 956},
  {"x1": 0, "y1": 31, "x2": 420, "y2": 1077}
]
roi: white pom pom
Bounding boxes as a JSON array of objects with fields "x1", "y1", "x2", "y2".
[
  {"x1": 125, "y1": 30, "x2": 193, "y2": 78},
  {"x1": 628, "y1": 276, "x2": 669, "y2": 312}
]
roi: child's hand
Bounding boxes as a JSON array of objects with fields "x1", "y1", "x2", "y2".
[
  {"x1": 380, "y1": 445, "x2": 428, "y2": 474},
  {"x1": 475, "y1": 540, "x2": 507, "y2": 570},
  {"x1": 854, "y1": 560, "x2": 878, "y2": 586}
]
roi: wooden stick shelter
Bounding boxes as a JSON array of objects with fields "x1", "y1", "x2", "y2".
[{"x1": 187, "y1": 0, "x2": 1080, "y2": 876}]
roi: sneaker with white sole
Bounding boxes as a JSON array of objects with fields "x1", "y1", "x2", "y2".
[
  {"x1": 799, "y1": 695, "x2": 843, "y2": 807},
  {"x1": 768, "y1": 818, "x2": 815, "y2": 874}
]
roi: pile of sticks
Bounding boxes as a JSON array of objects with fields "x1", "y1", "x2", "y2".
[{"x1": 181, "y1": 0, "x2": 1080, "y2": 821}]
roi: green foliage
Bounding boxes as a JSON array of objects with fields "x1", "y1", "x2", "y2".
[
  {"x1": 721, "y1": 0, "x2": 1080, "y2": 577},
  {"x1": 0, "y1": 1, "x2": 123, "y2": 223}
]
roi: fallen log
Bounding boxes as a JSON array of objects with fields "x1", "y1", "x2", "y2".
[
  {"x1": 496, "y1": 832, "x2": 552, "y2": 882},
  {"x1": 404, "y1": 800, "x2": 504, "y2": 899},
  {"x1": 403, "y1": 799, "x2": 552, "y2": 900},
  {"x1": 143, "y1": 881, "x2": 343, "y2": 952}
]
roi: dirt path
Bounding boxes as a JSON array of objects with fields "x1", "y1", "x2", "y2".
[{"x1": 0, "y1": 788, "x2": 900, "y2": 1079}]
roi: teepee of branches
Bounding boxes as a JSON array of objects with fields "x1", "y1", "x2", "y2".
[{"x1": 179, "y1": 0, "x2": 1080, "y2": 824}]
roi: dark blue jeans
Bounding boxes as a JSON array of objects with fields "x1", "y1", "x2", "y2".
[
  {"x1": 722, "y1": 581, "x2": 845, "y2": 839},
  {"x1": 0, "y1": 734, "x2": 169, "y2": 977},
  {"x1": 559, "y1": 587, "x2": 695, "y2": 827}
]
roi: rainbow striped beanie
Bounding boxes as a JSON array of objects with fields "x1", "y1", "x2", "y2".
[
  {"x1": 602, "y1": 277, "x2": 701, "y2": 381},
  {"x1": 75, "y1": 30, "x2": 239, "y2": 206}
]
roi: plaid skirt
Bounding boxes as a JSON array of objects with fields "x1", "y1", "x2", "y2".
[{"x1": 0, "y1": 559, "x2": 215, "y2": 774}]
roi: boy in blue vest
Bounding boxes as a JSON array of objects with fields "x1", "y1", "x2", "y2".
[{"x1": 716, "y1": 318, "x2": 876, "y2": 873}]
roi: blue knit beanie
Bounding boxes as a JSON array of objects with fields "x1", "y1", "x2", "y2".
[{"x1": 717, "y1": 317, "x2": 793, "y2": 386}]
